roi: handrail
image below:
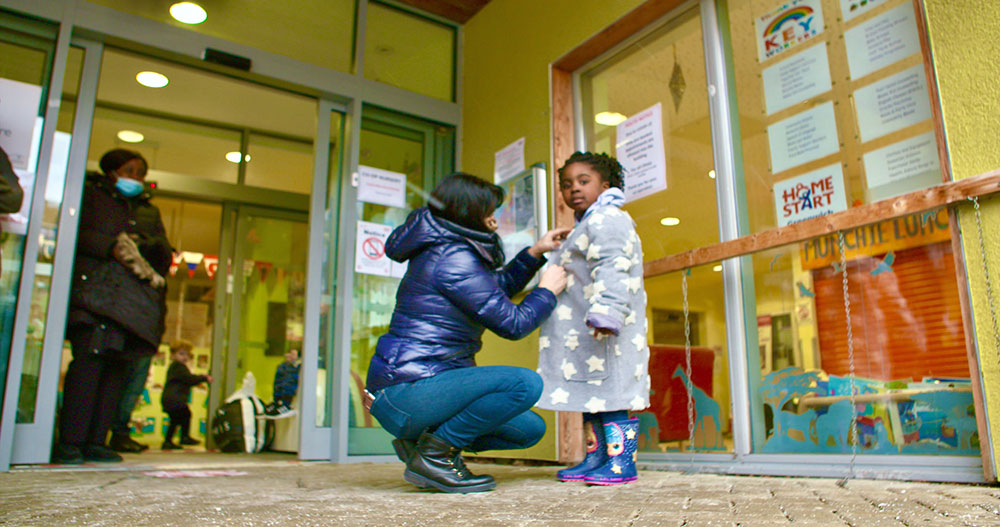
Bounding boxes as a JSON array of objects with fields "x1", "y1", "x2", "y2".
[{"x1": 643, "y1": 169, "x2": 1000, "y2": 277}]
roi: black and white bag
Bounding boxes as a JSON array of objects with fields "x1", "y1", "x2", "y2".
[{"x1": 211, "y1": 373, "x2": 272, "y2": 453}]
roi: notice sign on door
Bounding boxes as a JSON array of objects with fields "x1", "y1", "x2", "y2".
[
  {"x1": 772, "y1": 163, "x2": 848, "y2": 227},
  {"x1": 355, "y1": 221, "x2": 393, "y2": 277},
  {"x1": 494, "y1": 137, "x2": 526, "y2": 184},
  {"x1": 358, "y1": 165, "x2": 407, "y2": 208},
  {"x1": 756, "y1": 0, "x2": 825, "y2": 63},
  {"x1": 616, "y1": 102, "x2": 667, "y2": 203},
  {"x1": 0, "y1": 78, "x2": 43, "y2": 170}
]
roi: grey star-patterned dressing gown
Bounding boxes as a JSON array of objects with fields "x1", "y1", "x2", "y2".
[{"x1": 536, "y1": 188, "x2": 650, "y2": 414}]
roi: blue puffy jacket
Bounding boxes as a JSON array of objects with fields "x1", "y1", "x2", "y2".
[{"x1": 366, "y1": 207, "x2": 556, "y2": 393}]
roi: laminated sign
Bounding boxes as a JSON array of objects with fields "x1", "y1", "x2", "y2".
[
  {"x1": 355, "y1": 221, "x2": 392, "y2": 277},
  {"x1": 756, "y1": 0, "x2": 825, "y2": 63}
]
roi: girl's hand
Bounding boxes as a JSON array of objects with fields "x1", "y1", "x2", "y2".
[
  {"x1": 528, "y1": 228, "x2": 571, "y2": 258},
  {"x1": 538, "y1": 265, "x2": 567, "y2": 295}
]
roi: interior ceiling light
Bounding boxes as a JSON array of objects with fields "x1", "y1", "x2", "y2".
[
  {"x1": 709, "y1": 169, "x2": 716, "y2": 179},
  {"x1": 136, "y1": 71, "x2": 169, "y2": 88},
  {"x1": 712, "y1": 265, "x2": 723, "y2": 272},
  {"x1": 170, "y1": 2, "x2": 207, "y2": 24},
  {"x1": 594, "y1": 111, "x2": 628, "y2": 126},
  {"x1": 225, "y1": 151, "x2": 251, "y2": 163},
  {"x1": 116, "y1": 130, "x2": 144, "y2": 143},
  {"x1": 659, "y1": 217, "x2": 680, "y2": 226}
]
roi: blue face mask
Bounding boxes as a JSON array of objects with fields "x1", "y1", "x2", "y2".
[{"x1": 115, "y1": 177, "x2": 145, "y2": 197}]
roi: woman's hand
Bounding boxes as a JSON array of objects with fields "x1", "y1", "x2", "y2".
[
  {"x1": 528, "y1": 228, "x2": 571, "y2": 258},
  {"x1": 538, "y1": 265, "x2": 567, "y2": 295}
]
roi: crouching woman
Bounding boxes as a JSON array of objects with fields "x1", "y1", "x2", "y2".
[{"x1": 366, "y1": 173, "x2": 568, "y2": 493}]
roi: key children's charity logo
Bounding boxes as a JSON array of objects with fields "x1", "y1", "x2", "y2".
[{"x1": 756, "y1": 0, "x2": 825, "y2": 62}]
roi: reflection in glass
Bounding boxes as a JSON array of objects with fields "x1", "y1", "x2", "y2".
[
  {"x1": 245, "y1": 133, "x2": 313, "y2": 194},
  {"x1": 317, "y1": 111, "x2": 345, "y2": 428}
]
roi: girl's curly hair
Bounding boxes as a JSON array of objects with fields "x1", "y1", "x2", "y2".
[{"x1": 557, "y1": 151, "x2": 625, "y2": 190}]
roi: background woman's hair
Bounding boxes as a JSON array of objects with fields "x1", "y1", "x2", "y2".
[
  {"x1": 99, "y1": 149, "x2": 147, "y2": 176},
  {"x1": 429, "y1": 173, "x2": 505, "y2": 232},
  {"x1": 558, "y1": 151, "x2": 625, "y2": 190}
]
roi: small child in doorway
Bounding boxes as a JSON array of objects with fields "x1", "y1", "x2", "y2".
[
  {"x1": 266, "y1": 348, "x2": 300, "y2": 418},
  {"x1": 161, "y1": 340, "x2": 211, "y2": 450},
  {"x1": 536, "y1": 151, "x2": 649, "y2": 486}
]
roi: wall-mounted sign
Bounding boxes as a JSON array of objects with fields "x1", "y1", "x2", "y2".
[
  {"x1": 767, "y1": 101, "x2": 840, "y2": 174},
  {"x1": 799, "y1": 209, "x2": 950, "y2": 270},
  {"x1": 616, "y1": 102, "x2": 667, "y2": 202},
  {"x1": 355, "y1": 221, "x2": 392, "y2": 277},
  {"x1": 762, "y1": 43, "x2": 832, "y2": 115},
  {"x1": 853, "y1": 64, "x2": 931, "y2": 142},
  {"x1": 840, "y1": 0, "x2": 889, "y2": 23},
  {"x1": 773, "y1": 163, "x2": 848, "y2": 227},
  {"x1": 756, "y1": 0, "x2": 825, "y2": 62},
  {"x1": 494, "y1": 137, "x2": 525, "y2": 184},
  {"x1": 0, "y1": 78, "x2": 43, "y2": 170},
  {"x1": 844, "y1": 3, "x2": 920, "y2": 80},
  {"x1": 357, "y1": 165, "x2": 407, "y2": 208}
]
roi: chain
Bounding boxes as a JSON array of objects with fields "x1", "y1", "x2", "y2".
[
  {"x1": 683, "y1": 270, "x2": 695, "y2": 464},
  {"x1": 968, "y1": 197, "x2": 1000, "y2": 362},
  {"x1": 838, "y1": 232, "x2": 858, "y2": 484}
]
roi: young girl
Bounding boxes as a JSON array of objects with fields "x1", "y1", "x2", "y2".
[
  {"x1": 161, "y1": 340, "x2": 211, "y2": 450},
  {"x1": 537, "y1": 151, "x2": 649, "y2": 486}
]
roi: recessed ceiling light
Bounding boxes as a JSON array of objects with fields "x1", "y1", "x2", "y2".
[
  {"x1": 117, "y1": 130, "x2": 144, "y2": 143},
  {"x1": 712, "y1": 265, "x2": 723, "y2": 272},
  {"x1": 659, "y1": 217, "x2": 680, "y2": 226},
  {"x1": 594, "y1": 111, "x2": 628, "y2": 126},
  {"x1": 225, "y1": 151, "x2": 251, "y2": 163},
  {"x1": 170, "y1": 2, "x2": 207, "y2": 24},
  {"x1": 708, "y1": 169, "x2": 716, "y2": 179},
  {"x1": 136, "y1": 71, "x2": 169, "y2": 88}
]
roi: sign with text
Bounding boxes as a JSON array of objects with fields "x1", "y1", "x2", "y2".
[
  {"x1": 357, "y1": 165, "x2": 406, "y2": 208},
  {"x1": 354, "y1": 221, "x2": 392, "y2": 277},
  {"x1": 799, "y1": 209, "x2": 950, "y2": 270},
  {"x1": 840, "y1": 0, "x2": 889, "y2": 22},
  {"x1": 494, "y1": 137, "x2": 525, "y2": 184},
  {"x1": 773, "y1": 164, "x2": 848, "y2": 227},
  {"x1": 863, "y1": 131, "x2": 940, "y2": 189},
  {"x1": 767, "y1": 101, "x2": 840, "y2": 174},
  {"x1": 756, "y1": 0, "x2": 825, "y2": 62},
  {"x1": 762, "y1": 43, "x2": 833, "y2": 115},
  {"x1": 616, "y1": 102, "x2": 667, "y2": 202},
  {"x1": 0, "y1": 78, "x2": 43, "y2": 170},
  {"x1": 844, "y1": 3, "x2": 920, "y2": 80},
  {"x1": 853, "y1": 64, "x2": 931, "y2": 142}
]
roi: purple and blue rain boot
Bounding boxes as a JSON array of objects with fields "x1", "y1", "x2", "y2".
[
  {"x1": 584, "y1": 417, "x2": 639, "y2": 486},
  {"x1": 556, "y1": 418, "x2": 607, "y2": 481}
]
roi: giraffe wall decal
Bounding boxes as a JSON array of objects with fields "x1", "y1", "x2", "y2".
[{"x1": 671, "y1": 365, "x2": 721, "y2": 449}]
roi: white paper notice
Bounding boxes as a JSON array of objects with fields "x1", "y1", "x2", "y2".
[
  {"x1": 756, "y1": 0, "x2": 825, "y2": 62},
  {"x1": 616, "y1": 103, "x2": 667, "y2": 202},
  {"x1": 844, "y1": 3, "x2": 920, "y2": 80},
  {"x1": 863, "y1": 131, "x2": 940, "y2": 189},
  {"x1": 767, "y1": 101, "x2": 840, "y2": 174},
  {"x1": 0, "y1": 78, "x2": 43, "y2": 170},
  {"x1": 494, "y1": 137, "x2": 525, "y2": 184},
  {"x1": 354, "y1": 221, "x2": 393, "y2": 277},
  {"x1": 761, "y1": 44, "x2": 832, "y2": 115},
  {"x1": 357, "y1": 165, "x2": 406, "y2": 208},
  {"x1": 853, "y1": 65, "x2": 931, "y2": 142},
  {"x1": 773, "y1": 164, "x2": 848, "y2": 227},
  {"x1": 840, "y1": 0, "x2": 889, "y2": 22}
]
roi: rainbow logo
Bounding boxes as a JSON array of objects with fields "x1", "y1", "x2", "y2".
[{"x1": 763, "y1": 6, "x2": 814, "y2": 35}]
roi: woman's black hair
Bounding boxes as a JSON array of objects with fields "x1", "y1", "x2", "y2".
[
  {"x1": 99, "y1": 149, "x2": 147, "y2": 176},
  {"x1": 429, "y1": 173, "x2": 505, "y2": 232},
  {"x1": 557, "y1": 151, "x2": 625, "y2": 190}
]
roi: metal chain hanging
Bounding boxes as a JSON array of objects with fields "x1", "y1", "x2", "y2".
[
  {"x1": 968, "y1": 197, "x2": 1000, "y2": 361},
  {"x1": 837, "y1": 231, "x2": 858, "y2": 486},
  {"x1": 682, "y1": 270, "x2": 696, "y2": 468}
]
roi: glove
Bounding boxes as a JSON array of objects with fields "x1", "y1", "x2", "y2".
[{"x1": 113, "y1": 232, "x2": 166, "y2": 289}]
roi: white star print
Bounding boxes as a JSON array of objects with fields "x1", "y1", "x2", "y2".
[
  {"x1": 591, "y1": 267, "x2": 599, "y2": 280},
  {"x1": 614, "y1": 256, "x2": 632, "y2": 272},
  {"x1": 574, "y1": 233, "x2": 590, "y2": 252},
  {"x1": 632, "y1": 333, "x2": 646, "y2": 352},
  {"x1": 583, "y1": 397, "x2": 607, "y2": 413},
  {"x1": 629, "y1": 396, "x2": 647, "y2": 411},
  {"x1": 625, "y1": 428, "x2": 636, "y2": 440},
  {"x1": 589, "y1": 212, "x2": 604, "y2": 225},
  {"x1": 623, "y1": 238, "x2": 634, "y2": 257},
  {"x1": 567, "y1": 328, "x2": 579, "y2": 335},
  {"x1": 566, "y1": 274, "x2": 575, "y2": 289},
  {"x1": 590, "y1": 303, "x2": 610, "y2": 315},
  {"x1": 565, "y1": 335, "x2": 580, "y2": 351},
  {"x1": 549, "y1": 388, "x2": 569, "y2": 405},
  {"x1": 615, "y1": 345, "x2": 622, "y2": 356},
  {"x1": 587, "y1": 243, "x2": 602, "y2": 261},
  {"x1": 605, "y1": 208, "x2": 621, "y2": 217},
  {"x1": 611, "y1": 464, "x2": 622, "y2": 474},
  {"x1": 634, "y1": 364, "x2": 644, "y2": 380},
  {"x1": 587, "y1": 380, "x2": 603, "y2": 386},
  {"x1": 624, "y1": 276, "x2": 641, "y2": 293},
  {"x1": 560, "y1": 250, "x2": 572, "y2": 265},
  {"x1": 557, "y1": 305, "x2": 573, "y2": 320},
  {"x1": 583, "y1": 282, "x2": 594, "y2": 299},
  {"x1": 591, "y1": 280, "x2": 606, "y2": 299},
  {"x1": 561, "y1": 359, "x2": 578, "y2": 380},
  {"x1": 585, "y1": 355, "x2": 605, "y2": 372},
  {"x1": 624, "y1": 311, "x2": 636, "y2": 326},
  {"x1": 539, "y1": 336, "x2": 550, "y2": 350}
]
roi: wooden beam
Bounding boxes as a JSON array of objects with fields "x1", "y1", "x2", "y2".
[
  {"x1": 643, "y1": 170, "x2": 1000, "y2": 277},
  {"x1": 551, "y1": 66, "x2": 576, "y2": 230}
]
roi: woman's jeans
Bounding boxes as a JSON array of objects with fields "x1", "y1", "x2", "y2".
[
  {"x1": 369, "y1": 365, "x2": 545, "y2": 451},
  {"x1": 111, "y1": 355, "x2": 153, "y2": 435}
]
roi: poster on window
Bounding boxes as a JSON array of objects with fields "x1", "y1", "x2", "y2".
[
  {"x1": 354, "y1": 221, "x2": 392, "y2": 277},
  {"x1": 761, "y1": 43, "x2": 832, "y2": 115},
  {"x1": 0, "y1": 78, "x2": 43, "y2": 170},
  {"x1": 840, "y1": 0, "x2": 889, "y2": 22},
  {"x1": 772, "y1": 163, "x2": 848, "y2": 227},
  {"x1": 616, "y1": 102, "x2": 667, "y2": 202},
  {"x1": 844, "y1": 3, "x2": 920, "y2": 80},
  {"x1": 494, "y1": 168, "x2": 537, "y2": 264},
  {"x1": 756, "y1": 0, "x2": 825, "y2": 62},
  {"x1": 357, "y1": 165, "x2": 407, "y2": 208},
  {"x1": 853, "y1": 64, "x2": 932, "y2": 142},
  {"x1": 494, "y1": 137, "x2": 525, "y2": 184},
  {"x1": 767, "y1": 101, "x2": 840, "y2": 174},
  {"x1": 863, "y1": 131, "x2": 940, "y2": 198}
]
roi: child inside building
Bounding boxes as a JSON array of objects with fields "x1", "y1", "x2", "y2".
[
  {"x1": 161, "y1": 340, "x2": 211, "y2": 450},
  {"x1": 265, "y1": 348, "x2": 300, "y2": 418},
  {"x1": 536, "y1": 151, "x2": 649, "y2": 486}
]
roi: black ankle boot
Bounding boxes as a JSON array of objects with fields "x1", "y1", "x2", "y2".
[
  {"x1": 392, "y1": 438, "x2": 416, "y2": 463},
  {"x1": 403, "y1": 432, "x2": 495, "y2": 493}
]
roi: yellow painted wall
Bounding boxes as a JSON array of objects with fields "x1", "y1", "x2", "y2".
[
  {"x1": 462, "y1": 0, "x2": 644, "y2": 460},
  {"x1": 923, "y1": 0, "x2": 1000, "y2": 479}
]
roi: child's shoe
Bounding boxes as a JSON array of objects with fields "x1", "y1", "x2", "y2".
[
  {"x1": 161, "y1": 441, "x2": 181, "y2": 450},
  {"x1": 584, "y1": 418, "x2": 639, "y2": 486},
  {"x1": 557, "y1": 418, "x2": 607, "y2": 481}
]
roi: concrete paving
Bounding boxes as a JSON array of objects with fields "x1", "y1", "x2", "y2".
[{"x1": 2, "y1": 452, "x2": 999, "y2": 526}]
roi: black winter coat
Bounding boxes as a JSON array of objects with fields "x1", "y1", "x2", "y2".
[
  {"x1": 162, "y1": 361, "x2": 208, "y2": 411},
  {"x1": 366, "y1": 207, "x2": 556, "y2": 393},
  {"x1": 68, "y1": 171, "x2": 172, "y2": 350}
]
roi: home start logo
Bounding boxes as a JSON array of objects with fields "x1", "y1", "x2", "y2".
[{"x1": 756, "y1": 0, "x2": 825, "y2": 62}]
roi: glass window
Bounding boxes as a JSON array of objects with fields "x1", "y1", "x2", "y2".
[
  {"x1": 365, "y1": 2, "x2": 455, "y2": 101},
  {"x1": 245, "y1": 133, "x2": 314, "y2": 194}
]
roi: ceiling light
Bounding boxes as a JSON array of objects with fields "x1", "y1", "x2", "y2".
[
  {"x1": 709, "y1": 169, "x2": 716, "y2": 179},
  {"x1": 712, "y1": 265, "x2": 723, "y2": 272},
  {"x1": 170, "y1": 2, "x2": 207, "y2": 24},
  {"x1": 116, "y1": 130, "x2": 144, "y2": 143},
  {"x1": 594, "y1": 111, "x2": 627, "y2": 126},
  {"x1": 659, "y1": 217, "x2": 680, "y2": 226},
  {"x1": 225, "y1": 151, "x2": 251, "y2": 163},
  {"x1": 136, "y1": 71, "x2": 169, "y2": 88}
]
